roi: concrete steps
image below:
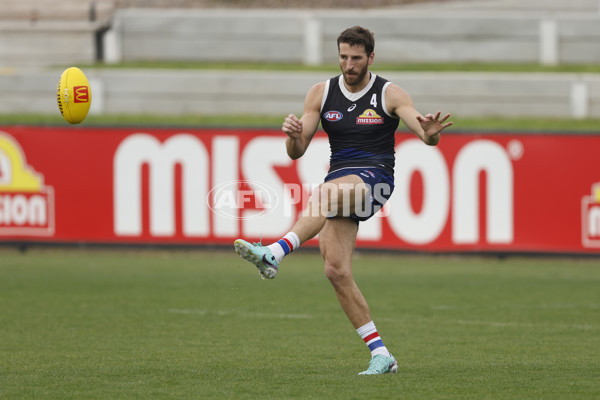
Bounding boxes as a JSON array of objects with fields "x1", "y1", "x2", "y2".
[{"x1": 0, "y1": 0, "x2": 115, "y2": 22}]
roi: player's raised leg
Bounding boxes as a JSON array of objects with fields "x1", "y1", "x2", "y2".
[{"x1": 234, "y1": 175, "x2": 366, "y2": 278}]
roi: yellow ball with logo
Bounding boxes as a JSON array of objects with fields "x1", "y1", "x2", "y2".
[{"x1": 56, "y1": 67, "x2": 92, "y2": 124}]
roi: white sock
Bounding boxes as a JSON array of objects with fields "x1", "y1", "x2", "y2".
[
  {"x1": 266, "y1": 232, "x2": 300, "y2": 264},
  {"x1": 267, "y1": 242, "x2": 286, "y2": 263},
  {"x1": 356, "y1": 321, "x2": 391, "y2": 358}
]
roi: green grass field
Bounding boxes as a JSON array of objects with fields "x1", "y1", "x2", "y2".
[
  {"x1": 1, "y1": 248, "x2": 598, "y2": 399},
  {"x1": 2, "y1": 113, "x2": 600, "y2": 133},
  {"x1": 84, "y1": 61, "x2": 600, "y2": 74}
]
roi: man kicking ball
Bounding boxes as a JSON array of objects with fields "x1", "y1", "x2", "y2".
[{"x1": 235, "y1": 26, "x2": 453, "y2": 375}]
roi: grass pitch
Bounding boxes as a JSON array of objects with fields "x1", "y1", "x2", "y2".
[
  {"x1": 1, "y1": 248, "x2": 599, "y2": 399},
  {"x1": 2, "y1": 113, "x2": 600, "y2": 134}
]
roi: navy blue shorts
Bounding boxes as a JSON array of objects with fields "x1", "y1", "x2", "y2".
[{"x1": 323, "y1": 167, "x2": 395, "y2": 223}]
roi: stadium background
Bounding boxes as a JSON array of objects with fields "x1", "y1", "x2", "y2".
[
  {"x1": 1, "y1": 1, "x2": 599, "y2": 399},
  {"x1": 2, "y1": 0, "x2": 600, "y2": 254}
]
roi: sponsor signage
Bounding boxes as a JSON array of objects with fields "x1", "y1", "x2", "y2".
[
  {"x1": 73, "y1": 86, "x2": 89, "y2": 103},
  {"x1": 582, "y1": 183, "x2": 600, "y2": 248},
  {"x1": 357, "y1": 109, "x2": 384, "y2": 124},
  {"x1": 0, "y1": 133, "x2": 54, "y2": 236},
  {"x1": 1, "y1": 126, "x2": 599, "y2": 254}
]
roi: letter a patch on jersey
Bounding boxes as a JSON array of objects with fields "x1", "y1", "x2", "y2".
[{"x1": 356, "y1": 109, "x2": 384, "y2": 125}]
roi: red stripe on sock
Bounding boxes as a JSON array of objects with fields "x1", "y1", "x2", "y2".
[
  {"x1": 282, "y1": 238, "x2": 294, "y2": 251},
  {"x1": 363, "y1": 332, "x2": 379, "y2": 343}
]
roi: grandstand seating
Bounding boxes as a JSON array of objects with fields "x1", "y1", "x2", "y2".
[
  {"x1": 1, "y1": 0, "x2": 599, "y2": 119},
  {"x1": 0, "y1": 0, "x2": 114, "y2": 66},
  {"x1": 1, "y1": 0, "x2": 599, "y2": 67},
  {"x1": 0, "y1": 0, "x2": 115, "y2": 22}
]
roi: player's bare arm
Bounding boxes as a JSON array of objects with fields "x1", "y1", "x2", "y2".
[
  {"x1": 385, "y1": 84, "x2": 453, "y2": 146},
  {"x1": 282, "y1": 82, "x2": 325, "y2": 159}
]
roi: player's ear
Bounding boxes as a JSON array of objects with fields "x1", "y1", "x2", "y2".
[{"x1": 368, "y1": 52, "x2": 374, "y2": 66}]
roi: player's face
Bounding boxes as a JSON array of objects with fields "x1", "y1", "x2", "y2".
[{"x1": 338, "y1": 43, "x2": 374, "y2": 90}]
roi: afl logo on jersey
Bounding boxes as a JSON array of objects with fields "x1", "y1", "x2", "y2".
[{"x1": 323, "y1": 111, "x2": 343, "y2": 122}]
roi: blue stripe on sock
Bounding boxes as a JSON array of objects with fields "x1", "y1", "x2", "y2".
[
  {"x1": 368, "y1": 340, "x2": 385, "y2": 351},
  {"x1": 277, "y1": 239, "x2": 291, "y2": 255}
]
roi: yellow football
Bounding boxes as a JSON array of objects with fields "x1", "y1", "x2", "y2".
[{"x1": 56, "y1": 67, "x2": 92, "y2": 124}]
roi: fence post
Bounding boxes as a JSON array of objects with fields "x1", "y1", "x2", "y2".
[
  {"x1": 570, "y1": 81, "x2": 589, "y2": 119},
  {"x1": 303, "y1": 17, "x2": 322, "y2": 66},
  {"x1": 88, "y1": 78, "x2": 104, "y2": 115},
  {"x1": 539, "y1": 19, "x2": 559, "y2": 66},
  {"x1": 103, "y1": 18, "x2": 122, "y2": 64}
]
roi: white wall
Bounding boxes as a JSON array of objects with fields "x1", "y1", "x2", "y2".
[
  {"x1": 105, "y1": 9, "x2": 600, "y2": 66},
  {"x1": 2, "y1": 7, "x2": 599, "y2": 67},
  {"x1": 2, "y1": 69, "x2": 599, "y2": 119}
]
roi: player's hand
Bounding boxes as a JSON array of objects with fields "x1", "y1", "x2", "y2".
[
  {"x1": 282, "y1": 114, "x2": 303, "y2": 139},
  {"x1": 416, "y1": 112, "x2": 453, "y2": 137}
]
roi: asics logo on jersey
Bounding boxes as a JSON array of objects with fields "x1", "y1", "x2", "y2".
[
  {"x1": 323, "y1": 111, "x2": 343, "y2": 122},
  {"x1": 347, "y1": 104, "x2": 357, "y2": 112}
]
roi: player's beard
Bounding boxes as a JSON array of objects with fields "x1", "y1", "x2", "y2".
[{"x1": 342, "y1": 65, "x2": 369, "y2": 89}]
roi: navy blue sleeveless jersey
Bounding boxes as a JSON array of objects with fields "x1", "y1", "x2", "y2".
[{"x1": 319, "y1": 73, "x2": 399, "y2": 175}]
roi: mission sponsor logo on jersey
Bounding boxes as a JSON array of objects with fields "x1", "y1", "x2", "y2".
[
  {"x1": 357, "y1": 109, "x2": 384, "y2": 125},
  {"x1": 323, "y1": 111, "x2": 343, "y2": 122}
]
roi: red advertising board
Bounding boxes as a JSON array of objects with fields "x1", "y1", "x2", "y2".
[{"x1": 1, "y1": 125, "x2": 599, "y2": 254}]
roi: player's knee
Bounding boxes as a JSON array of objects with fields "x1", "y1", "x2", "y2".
[{"x1": 324, "y1": 261, "x2": 352, "y2": 286}]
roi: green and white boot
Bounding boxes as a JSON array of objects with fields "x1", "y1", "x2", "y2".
[
  {"x1": 234, "y1": 239, "x2": 279, "y2": 279},
  {"x1": 358, "y1": 354, "x2": 398, "y2": 375}
]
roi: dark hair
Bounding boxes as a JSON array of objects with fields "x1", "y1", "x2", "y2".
[{"x1": 337, "y1": 26, "x2": 375, "y2": 55}]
